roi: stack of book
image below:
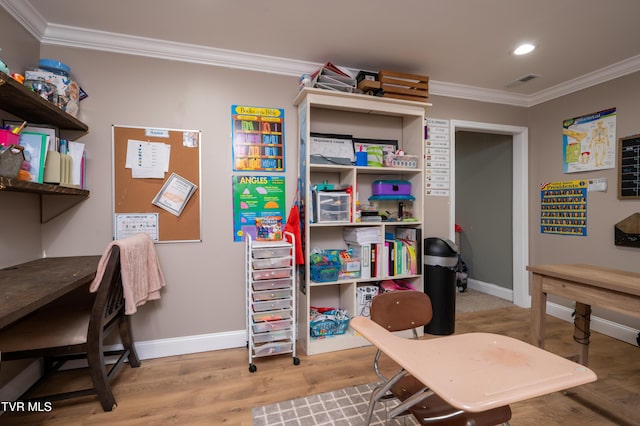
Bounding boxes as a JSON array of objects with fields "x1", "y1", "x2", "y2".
[
  {"x1": 344, "y1": 227, "x2": 381, "y2": 279},
  {"x1": 383, "y1": 228, "x2": 421, "y2": 277},
  {"x1": 311, "y1": 62, "x2": 356, "y2": 93}
]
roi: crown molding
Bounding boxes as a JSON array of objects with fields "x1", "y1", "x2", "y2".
[
  {"x1": 0, "y1": 0, "x2": 46, "y2": 39},
  {"x1": 528, "y1": 55, "x2": 640, "y2": 106},
  {"x1": 3, "y1": 0, "x2": 640, "y2": 108},
  {"x1": 42, "y1": 24, "x2": 318, "y2": 77}
]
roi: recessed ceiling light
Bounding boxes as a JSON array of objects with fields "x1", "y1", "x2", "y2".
[{"x1": 514, "y1": 43, "x2": 535, "y2": 55}]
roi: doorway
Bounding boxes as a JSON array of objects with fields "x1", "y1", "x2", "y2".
[{"x1": 449, "y1": 120, "x2": 529, "y2": 308}]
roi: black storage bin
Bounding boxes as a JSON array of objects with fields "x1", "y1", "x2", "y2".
[{"x1": 423, "y1": 237, "x2": 458, "y2": 335}]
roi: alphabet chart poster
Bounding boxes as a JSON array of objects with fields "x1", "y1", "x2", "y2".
[
  {"x1": 232, "y1": 175, "x2": 286, "y2": 242},
  {"x1": 231, "y1": 105, "x2": 285, "y2": 172}
]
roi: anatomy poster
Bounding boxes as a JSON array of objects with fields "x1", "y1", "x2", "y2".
[
  {"x1": 562, "y1": 108, "x2": 616, "y2": 173},
  {"x1": 232, "y1": 175, "x2": 285, "y2": 242},
  {"x1": 540, "y1": 180, "x2": 587, "y2": 236}
]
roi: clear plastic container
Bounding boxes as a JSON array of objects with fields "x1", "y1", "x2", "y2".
[
  {"x1": 252, "y1": 247, "x2": 291, "y2": 259},
  {"x1": 252, "y1": 288, "x2": 292, "y2": 302},
  {"x1": 252, "y1": 309, "x2": 292, "y2": 323},
  {"x1": 252, "y1": 256, "x2": 291, "y2": 270},
  {"x1": 252, "y1": 318, "x2": 292, "y2": 333},
  {"x1": 252, "y1": 341, "x2": 293, "y2": 357},
  {"x1": 253, "y1": 299, "x2": 291, "y2": 312},
  {"x1": 252, "y1": 268, "x2": 291, "y2": 281},
  {"x1": 252, "y1": 278, "x2": 292, "y2": 291},
  {"x1": 252, "y1": 329, "x2": 292, "y2": 344}
]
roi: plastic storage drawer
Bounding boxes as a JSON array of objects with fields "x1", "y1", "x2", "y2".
[
  {"x1": 252, "y1": 256, "x2": 291, "y2": 270},
  {"x1": 313, "y1": 191, "x2": 351, "y2": 223},
  {"x1": 253, "y1": 299, "x2": 291, "y2": 312},
  {"x1": 252, "y1": 247, "x2": 291, "y2": 258},
  {"x1": 252, "y1": 329, "x2": 292, "y2": 344},
  {"x1": 252, "y1": 278, "x2": 292, "y2": 291},
  {"x1": 252, "y1": 318, "x2": 292, "y2": 333},
  {"x1": 252, "y1": 309, "x2": 292, "y2": 323},
  {"x1": 252, "y1": 268, "x2": 291, "y2": 281},
  {"x1": 252, "y1": 341, "x2": 293, "y2": 357},
  {"x1": 252, "y1": 288, "x2": 292, "y2": 302}
]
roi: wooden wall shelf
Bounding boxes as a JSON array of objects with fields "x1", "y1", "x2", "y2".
[{"x1": 0, "y1": 71, "x2": 88, "y2": 139}]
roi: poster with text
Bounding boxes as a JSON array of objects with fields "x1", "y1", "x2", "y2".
[
  {"x1": 231, "y1": 105, "x2": 285, "y2": 172},
  {"x1": 540, "y1": 180, "x2": 587, "y2": 236},
  {"x1": 562, "y1": 108, "x2": 616, "y2": 173},
  {"x1": 232, "y1": 175, "x2": 286, "y2": 242}
]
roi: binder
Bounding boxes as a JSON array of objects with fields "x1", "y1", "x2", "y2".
[{"x1": 348, "y1": 243, "x2": 371, "y2": 279}]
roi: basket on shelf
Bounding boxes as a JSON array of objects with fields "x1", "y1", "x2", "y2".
[
  {"x1": 310, "y1": 249, "x2": 342, "y2": 282},
  {"x1": 310, "y1": 308, "x2": 350, "y2": 337}
]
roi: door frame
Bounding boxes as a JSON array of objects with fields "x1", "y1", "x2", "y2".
[{"x1": 449, "y1": 120, "x2": 530, "y2": 308}]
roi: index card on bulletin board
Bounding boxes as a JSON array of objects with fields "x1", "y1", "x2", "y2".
[{"x1": 112, "y1": 125, "x2": 201, "y2": 242}]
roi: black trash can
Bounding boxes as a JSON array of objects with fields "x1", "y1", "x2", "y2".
[{"x1": 423, "y1": 237, "x2": 458, "y2": 335}]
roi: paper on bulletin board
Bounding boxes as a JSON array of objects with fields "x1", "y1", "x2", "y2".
[
  {"x1": 114, "y1": 213, "x2": 159, "y2": 241},
  {"x1": 125, "y1": 139, "x2": 171, "y2": 178},
  {"x1": 232, "y1": 175, "x2": 286, "y2": 242},
  {"x1": 152, "y1": 173, "x2": 198, "y2": 217},
  {"x1": 562, "y1": 108, "x2": 616, "y2": 173}
]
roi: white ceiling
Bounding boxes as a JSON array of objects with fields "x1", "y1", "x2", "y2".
[{"x1": 3, "y1": 0, "x2": 640, "y2": 106}]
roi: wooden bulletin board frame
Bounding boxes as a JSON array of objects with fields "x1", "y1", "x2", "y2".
[
  {"x1": 112, "y1": 125, "x2": 201, "y2": 242},
  {"x1": 618, "y1": 133, "x2": 640, "y2": 199}
]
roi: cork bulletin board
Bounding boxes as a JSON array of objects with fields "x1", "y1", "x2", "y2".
[{"x1": 112, "y1": 125, "x2": 201, "y2": 242}]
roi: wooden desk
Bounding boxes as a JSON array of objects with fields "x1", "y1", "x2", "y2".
[
  {"x1": 350, "y1": 316, "x2": 596, "y2": 413},
  {"x1": 0, "y1": 256, "x2": 100, "y2": 330},
  {"x1": 527, "y1": 263, "x2": 640, "y2": 423},
  {"x1": 527, "y1": 263, "x2": 640, "y2": 365}
]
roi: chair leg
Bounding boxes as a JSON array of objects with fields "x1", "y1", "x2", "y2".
[
  {"x1": 87, "y1": 334, "x2": 117, "y2": 411},
  {"x1": 119, "y1": 315, "x2": 141, "y2": 368}
]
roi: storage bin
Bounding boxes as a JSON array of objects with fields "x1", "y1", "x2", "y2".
[
  {"x1": 252, "y1": 277, "x2": 292, "y2": 291},
  {"x1": 252, "y1": 247, "x2": 291, "y2": 259},
  {"x1": 310, "y1": 249, "x2": 342, "y2": 282},
  {"x1": 310, "y1": 316, "x2": 349, "y2": 337},
  {"x1": 310, "y1": 263, "x2": 340, "y2": 282},
  {"x1": 252, "y1": 309, "x2": 292, "y2": 323},
  {"x1": 252, "y1": 329, "x2": 292, "y2": 344},
  {"x1": 252, "y1": 318, "x2": 292, "y2": 333},
  {"x1": 252, "y1": 288, "x2": 292, "y2": 302},
  {"x1": 252, "y1": 256, "x2": 291, "y2": 270},
  {"x1": 372, "y1": 180, "x2": 411, "y2": 196},
  {"x1": 252, "y1": 267, "x2": 291, "y2": 281},
  {"x1": 253, "y1": 299, "x2": 291, "y2": 312},
  {"x1": 313, "y1": 191, "x2": 351, "y2": 223},
  {"x1": 253, "y1": 341, "x2": 293, "y2": 357}
]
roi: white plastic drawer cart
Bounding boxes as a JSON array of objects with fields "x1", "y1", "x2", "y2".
[{"x1": 245, "y1": 231, "x2": 299, "y2": 372}]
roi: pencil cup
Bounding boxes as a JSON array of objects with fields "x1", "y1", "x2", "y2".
[{"x1": 355, "y1": 151, "x2": 368, "y2": 166}]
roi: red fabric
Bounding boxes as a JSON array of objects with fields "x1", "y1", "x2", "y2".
[{"x1": 284, "y1": 203, "x2": 304, "y2": 265}]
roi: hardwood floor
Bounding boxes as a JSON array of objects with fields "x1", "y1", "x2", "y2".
[{"x1": 2, "y1": 306, "x2": 638, "y2": 425}]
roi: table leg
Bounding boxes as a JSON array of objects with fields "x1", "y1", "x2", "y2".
[
  {"x1": 530, "y1": 273, "x2": 547, "y2": 348},
  {"x1": 573, "y1": 302, "x2": 591, "y2": 366}
]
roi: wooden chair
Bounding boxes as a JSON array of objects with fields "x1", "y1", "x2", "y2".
[
  {"x1": 0, "y1": 246, "x2": 140, "y2": 411},
  {"x1": 366, "y1": 290, "x2": 512, "y2": 426}
]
